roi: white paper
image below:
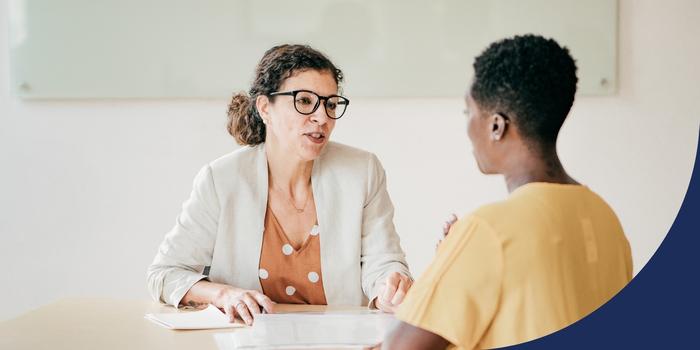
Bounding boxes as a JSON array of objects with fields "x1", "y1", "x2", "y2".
[
  {"x1": 215, "y1": 311, "x2": 394, "y2": 349},
  {"x1": 144, "y1": 304, "x2": 245, "y2": 330}
]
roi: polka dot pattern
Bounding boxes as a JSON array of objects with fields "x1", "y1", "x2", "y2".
[
  {"x1": 310, "y1": 225, "x2": 320, "y2": 236},
  {"x1": 259, "y1": 206, "x2": 327, "y2": 304},
  {"x1": 308, "y1": 271, "x2": 319, "y2": 283}
]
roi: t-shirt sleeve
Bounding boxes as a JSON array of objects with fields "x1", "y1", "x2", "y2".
[{"x1": 395, "y1": 215, "x2": 503, "y2": 349}]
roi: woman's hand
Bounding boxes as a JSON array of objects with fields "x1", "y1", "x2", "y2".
[
  {"x1": 437, "y1": 213, "x2": 458, "y2": 249},
  {"x1": 213, "y1": 286, "x2": 275, "y2": 325},
  {"x1": 375, "y1": 272, "x2": 413, "y2": 313}
]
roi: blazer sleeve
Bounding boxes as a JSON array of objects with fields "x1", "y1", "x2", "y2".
[
  {"x1": 360, "y1": 153, "x2": 412, "y2": 302},
  {"x1": 146, "y1": 165, "x2": 220, "y2": 307}
]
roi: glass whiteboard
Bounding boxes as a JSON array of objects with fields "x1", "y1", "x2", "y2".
[{"x1": 8, "y1": 0, "x2": 617, "y2": 98}]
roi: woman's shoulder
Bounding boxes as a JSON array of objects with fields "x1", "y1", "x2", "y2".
[
  {"x1": 208, "y1": 144, "x2": 264, "y2": 172},
  {"x1": 197, "y1": 145, "x2": 265, "y2": 193},
  {"x1": 319, "y1": 142, "x2": 389, "y2": 194}
]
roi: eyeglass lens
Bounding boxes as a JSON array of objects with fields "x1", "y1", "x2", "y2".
[{"x1": 293, "y1": 91, "x2": 348, "y2": 119}]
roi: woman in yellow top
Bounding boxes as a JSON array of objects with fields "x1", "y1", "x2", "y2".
[{"x1": 381, "y1": 35, "x2": 633, "y2": 349}]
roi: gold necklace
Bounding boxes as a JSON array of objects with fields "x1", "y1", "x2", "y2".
[{"x1": 272, "y1": 187, "x2": 310, "y2": 213}]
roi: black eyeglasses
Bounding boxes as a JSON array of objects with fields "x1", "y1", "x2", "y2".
[{"x1": 268, "y1": 90, "x2": 350, "y2": 120}]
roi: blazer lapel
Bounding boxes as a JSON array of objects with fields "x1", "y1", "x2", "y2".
[
  {"x1": 250, "y1": 144, "x2": 268, "y2": 291},
  {"x1": 313, "y1": 150, "x2": 344, "y2": 305}
]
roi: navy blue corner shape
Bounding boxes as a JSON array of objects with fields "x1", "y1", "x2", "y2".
[{"x1": 501, "y1": 127, "x2": 700, "y2": 349}]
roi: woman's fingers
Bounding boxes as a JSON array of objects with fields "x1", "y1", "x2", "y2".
[
  {"x1": 216, "y1": 287, "x2": 276, "y2": 325},
  {"x1": 242, "y1": 293, "x2": 261, "y2": 315},
  {"x1": 390, "y1": 279, "x2": 407, "y2": 305},
  {"x1": 224, "y1": 303, "x2": 236, "y2": 323},
  {"x1": 440, "y1": 213, "x2": 459, "y2": 246},
  {"x1": 390, "y1": 275, "x2": 413, "y2": 305},
  {"x1": 251, "y1": 291, "x2": 276, "y2": 313},
  {"x1": 376, "y1": 273, "x2": 413, "y2": 313},
  {"x1": 376, "y1": 295, "x2": 395, "y2": 314},
  {"x1": 443, "y1": 213, "x2": 458, "y2": 236},
  {"x1": 381, "y1": 272, "x2": 401, "y2": 303},
  {"x1": 235, "y1": 300, "x2": 254, "y2": 326}
]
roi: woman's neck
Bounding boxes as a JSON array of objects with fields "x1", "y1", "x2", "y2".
[
  {"x1": 265, "y1": 142, "x2": 313, "y2": 197},
  {"x1": 502, "y1": 146, "x2": 578, "y2": 193}
]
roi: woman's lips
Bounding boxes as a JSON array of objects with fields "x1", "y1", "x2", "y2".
[{"x1": 304, "y1": 132, "x2": 325, "y2": 144}]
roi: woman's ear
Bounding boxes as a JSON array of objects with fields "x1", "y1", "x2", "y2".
[
  {"x1": 490, "y1": 113, "x2": 508, "y2": 141},
  {"x1": 256, "y1": 95, "x2": 270, "y2": 125}
]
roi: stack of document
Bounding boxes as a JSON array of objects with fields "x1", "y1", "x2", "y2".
[
  {"x1": 145, "y1": 304, "x2": 245, "y2": 330},
  {"x1": 214, "y1": 311, "x2": 394, "y2": 349}
]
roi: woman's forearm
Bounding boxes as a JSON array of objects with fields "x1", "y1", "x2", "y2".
[{"x1": 180, "y1": 280, "x2": 229, "y2": 308}]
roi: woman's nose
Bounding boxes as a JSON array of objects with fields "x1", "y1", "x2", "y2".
[{"x1": 310, "y1": 105, "x2": 329, "y2": 124}]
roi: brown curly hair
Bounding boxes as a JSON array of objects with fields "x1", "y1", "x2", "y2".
[{"x1": 227, "y1": 44, "x2": 344, "y2": 146}]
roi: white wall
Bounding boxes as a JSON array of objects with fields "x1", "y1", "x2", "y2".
[{"x1": 1, "y1": 0, "x2": 698, "y2": 321}]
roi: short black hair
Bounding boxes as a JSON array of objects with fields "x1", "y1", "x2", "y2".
[{"x1": 471, "y1": 34, "x2": 578, "y2": 148}]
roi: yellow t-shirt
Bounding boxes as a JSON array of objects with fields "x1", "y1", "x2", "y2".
[{"x1": 396, "y1": 183, "x2": 633, "y2": 350}]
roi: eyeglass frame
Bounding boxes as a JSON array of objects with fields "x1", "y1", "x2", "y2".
[{"x1": 268, "y1": 89, "x2": 350, "y2": 120}]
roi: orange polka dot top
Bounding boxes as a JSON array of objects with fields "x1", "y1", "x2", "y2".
[{"x1": 258, "y1": 205, "x2": 327, "y2": 305}]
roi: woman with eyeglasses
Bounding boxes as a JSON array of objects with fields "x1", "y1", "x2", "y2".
[{"x1": 147, "y1": 44, "x2": 412, "y2": 325}]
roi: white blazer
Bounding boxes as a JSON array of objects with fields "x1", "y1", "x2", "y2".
[{"x1": 147, "y1": 141, "x2": 411, "y2": 307}]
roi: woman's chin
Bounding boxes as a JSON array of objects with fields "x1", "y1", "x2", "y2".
[{"x1": 298, "y1": 142, "x2": 327, "y2": 161}]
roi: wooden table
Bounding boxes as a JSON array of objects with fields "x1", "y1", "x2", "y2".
[{"x1": 0, "y1": 298, "x2": 369, "y2": 350}]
